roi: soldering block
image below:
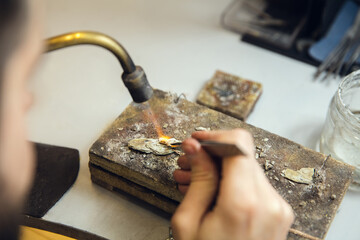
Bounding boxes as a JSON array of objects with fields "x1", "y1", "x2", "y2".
[
  {"x1": 196, "y1": 70, "x2": 262, "y2": 121},
  {"x1": 89, "y1": 89, "x2": 353, "y2": 240}
]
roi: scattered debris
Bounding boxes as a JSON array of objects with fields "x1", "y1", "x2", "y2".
[
  {"x1": 174, "y1": 93, "x2": 186, "y2": 104},
  {"x1": 281, "y1": 168, "x2": 315, "y2": 185},
  {"x1": 141, "y1": 159, "x2": 158, "y2": 170},
  {"x1": 128, "y1": 138, "x2": 178, "y2": 156},
  {"x1": 310, "y1": 199, "x2": 316, "y2": 205},
  {"x1": 288, "y1": 180, "x2": 295, "y2": 186},
  {"x1": 173, "y1": 149, "x2": 183, "y2": 155},
  {"x1": 274, "y1": 176, "x2": 279, "y2": 181},
  {"x1": 264, "y1": 160, "x2": 274, "y2": 171},
  {"x1": 163, "y1": 123, "x2": 169, "y2": 129},
  {"x1": 255, "y1": 145, "x2": 269, "y2": 159},
  {"x1": 117, "y1": 127, "x2": 124, "y2": 131},
  {"x1": 314, "y1": 155, "x2": 330, "y2": 182},
  {"x1": 330, "y1": 194, "x2": 337, "y2": 200},
  {"x1": 130, "y1": 125, "x2": 140, "y2": 131},
  {"x1": 320, "y1": 155, "x2": 330, "y2": 171},
  {"x1": 263, "y1": 138, "x2": 269, "y2": 142},
  {"x1": 299, "y1": 201, "x2": 307, "y2": 207},
  {"x1": 195, "y1": 127, "x2": 211, "y2": 131},
  {"x1": 255, "y1": 153, "x2": 259, "y2": 159},
  {"x1": 259, "y1": 152, "x2": 266, "y2": 158}
]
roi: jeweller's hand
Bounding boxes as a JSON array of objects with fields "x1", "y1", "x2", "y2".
[{"x1": 172, "y1": 129, "x2": 294, "y2": 240}]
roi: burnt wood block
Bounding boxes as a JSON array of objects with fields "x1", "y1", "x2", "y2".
[
  {"x1": 197, "y1": 71, "x2": 263, "y2": 121},
  {"x1": 89, "y1": 163, "x2": 178, "y2": 214},
  {"x1": 89, "y1": 89, "x2": 353, "y2": 240}
]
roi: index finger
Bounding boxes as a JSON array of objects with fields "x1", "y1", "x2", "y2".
[{"x1": 193, "y1": 129, "x2": 258, "y2": 199}]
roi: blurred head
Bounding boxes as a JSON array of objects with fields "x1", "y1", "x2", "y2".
[{"x1": 0, "y1": 0, "x2": 43, "y2": 238}]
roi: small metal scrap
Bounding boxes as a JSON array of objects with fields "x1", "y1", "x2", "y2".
[
  {"x1": 195, "y1": 127, "x2": 211, "y2": 131},
  {"x1": 281, "y1": 168, "x2": 315, "y2": 185},
  {"x1": 315, "y1": 155, "x2": 331, "y2": 179},
  {"x1": 165, "y1": 227, "x2": 174, "y2": 240},
  {"x1": 265, "y1": 160, "x2": 273, "y2": 171},
  {"x1": 130, "y1": 125, "x2": 140, "y2": 131},
  {"x1": 174, "y1": 93, "x2": 186, "y2": 104},
  {"x1": 259, "y1": 152, "x2": 266, "y2": 158},
  {"x1": 128, "y1": 138, "x2": 177, "y2": 156},
  {"x1": 159, "y1": 137, "x2": 182, "y2": 147}
]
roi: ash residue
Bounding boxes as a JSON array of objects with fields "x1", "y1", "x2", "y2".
[{"x1": 164, "y1": 104, "x2": 190, "y2": 126}]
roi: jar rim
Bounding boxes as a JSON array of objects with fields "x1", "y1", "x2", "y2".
[{"x1": 337, "y1": 70, "x2": 360, "y2": 130}]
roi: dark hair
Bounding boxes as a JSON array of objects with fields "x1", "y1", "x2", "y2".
[
  {"x1": 0, "y1": 0, "x2": 27, "y2": 105},
  {"x1": 0, "y1": 1, "x2": 27, "y2": 239},
  {"x1": 0, "y1": 0, "x2": 27, "y2": 72}
]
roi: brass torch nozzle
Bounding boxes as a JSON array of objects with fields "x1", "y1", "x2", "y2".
[{"x1": 46, "y1": 31, "x2": 153, "y2": 103}]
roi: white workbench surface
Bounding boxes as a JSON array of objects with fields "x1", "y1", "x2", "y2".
[{"x1": 27, "y1": 0, "x2": 360, "y2": 239}]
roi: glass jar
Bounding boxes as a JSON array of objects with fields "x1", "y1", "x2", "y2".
[{"x1": 320, "y1": 70, "x2": 360, "y2": 191}]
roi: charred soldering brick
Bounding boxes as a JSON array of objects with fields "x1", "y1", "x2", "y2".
[
  {"x1": 89, "y1": 89, "x2": 353, "y2": 240},
  {"x1": 196, "y1": 71, "x2": 262, "y2": 121}
]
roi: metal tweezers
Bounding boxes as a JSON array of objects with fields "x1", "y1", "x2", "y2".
[{"x1": 170, "y1": 140, "x2": 246, "y2": 158}]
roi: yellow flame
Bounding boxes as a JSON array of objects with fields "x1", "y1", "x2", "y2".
[
  {"x1": 159, "y1": 136, "x2": 171, "y2": 145},
  {"x1": 143, "y1": 105, "x2": 171, "y2": 141}
]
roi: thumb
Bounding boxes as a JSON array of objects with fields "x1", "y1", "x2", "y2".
[{"x1": 172, "y1": 138, "x2": 219, "y2": 239}]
